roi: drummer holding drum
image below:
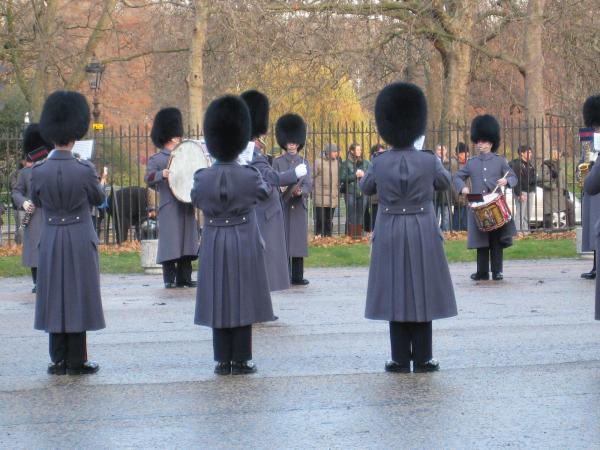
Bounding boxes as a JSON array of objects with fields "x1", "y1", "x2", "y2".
[
  {"x1": 453, "y1": 115, "x2": 518, "y2": 281},
  {"x1": 145, "y1": 108, "x2": 200, "y2": 289}
]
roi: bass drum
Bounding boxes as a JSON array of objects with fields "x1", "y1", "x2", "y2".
[{"x1": 168, "y1": 140, "x2": 212, "y2": 203}]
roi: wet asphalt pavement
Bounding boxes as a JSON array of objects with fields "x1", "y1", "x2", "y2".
[{"x1": 1, "y1": 258, "x2": 599, "y2": 449}]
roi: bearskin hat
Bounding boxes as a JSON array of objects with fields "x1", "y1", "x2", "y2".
[
  {"x1": 275, "y1": 113, "x2": 307, "y2": 150},
  {"x1": 374, "y1": 82, "x2": 427, "y2": 148},
  {"x1": 470, "y1": 114, "x2": 501, "y2": 152},
  {"x1": 39, "y1": 91, "x2": 90, "y2": 146},
  {"x1": 203, "y1": 95, "x2": 251, "y2": 162},
  {"x1": 22, "y1": 123, "x2": 51, "y2": 162},
  {"x1": 583, "y1": 95, "x2": 600, "y2": 128},
  {"x1": 240, "y1": 90, "x2": 269, "y2": 139},
  {"x1": 151, "y1": 107, "x2": 184, "y2": 148}
]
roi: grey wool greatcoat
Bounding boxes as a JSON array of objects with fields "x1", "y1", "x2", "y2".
[
  {"x1": 583, "y1": 162, "x2": 600, "y2": 320},
  {"x1": 359, "y1": 148, "x2": 457, "y2": 322},
  {"x1": 144, "y1": 149, "x2": 199, "y2": 263},
  {"x1": 453, "y1": 152, "x2": 518, "y2": 249},
  {"x1": 31, "y1": 150, "x2": 106, "y2": 332},
  {"x1": 191, "y1": 162, "x2": 275, "y2": 328},
  {"x1": 250, "y1": 147, "x2": 298, "y2": 291},
  {"x1": 581, "y1": 189, "x2": 600, "y2": 252},
  {"x1": 272, "y1": 152, "x2": 312, "y2": 257},
  {"x1": 11, "y1": 166, "x2": 43, "y2": 267}
]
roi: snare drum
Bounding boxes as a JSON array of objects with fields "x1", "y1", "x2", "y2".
[
  {"x1": 168, "y1": 140, "x2": 212, "y2": 203},
  {"x1": 470, "y1": 192, "x2": 512, "y2": 232}
]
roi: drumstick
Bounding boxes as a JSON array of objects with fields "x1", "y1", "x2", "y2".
[{"x1": 492, "y1": 171, "x2": 510, "y2": 194}]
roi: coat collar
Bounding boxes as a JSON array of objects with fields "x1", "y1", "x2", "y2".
[
  {"x1": 476, "y1": 152, "x2": 495, "y2": 161},
  {"x1": 48, "y1": 150, "x2": 75, "y2": 160}
]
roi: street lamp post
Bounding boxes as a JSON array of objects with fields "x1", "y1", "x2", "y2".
[{"x1": 85, "y1": 58, "x2": 105, "y2": 125}]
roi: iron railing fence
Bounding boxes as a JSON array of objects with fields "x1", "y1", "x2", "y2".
[{"x1": 0, "y1": 119, "x2": 586, "y2": 245}]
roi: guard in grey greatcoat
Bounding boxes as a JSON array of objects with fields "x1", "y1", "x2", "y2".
[
  {"x1": 580, "y1": 95, "x2": 600, "y2": 280},
  {"x1": 192, "y1": 95, "x2": 274, "y2": 375},
  {"x1": 453, "y1": 115, "x2": 517, "y2": 281},
  {"x1": 32, "y1": 90, "x2": 105, "y2": 375},
  {"x1": 584, "y1": 155, "x2": 600, "y2": 320},
  {"x1": 360, "y1": 82, "x2": 457, "y2": 374},
  {"x1": 11, "y1": 124, "x2": 51, "y2": 293},
  {"x1": 145, "y1": 108, "x2": 199, "y2": 288},
  {"x1": 241, "y1": 90, "x2": 306, "y2": 292},
  {"x1": 272, "y1": 114, "x2": 312, "y2": 285}
]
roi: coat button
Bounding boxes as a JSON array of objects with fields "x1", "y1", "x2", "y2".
[
  {"x1": 402, "y1": 208, "x2": 406, "y2": 212},
  {"x1": 421, "y1": 207, "x2": 424, "y2": 210},
  {"x1": 243, "y1": 217, "x2": 246, "y2": 221},
  {"x1": 484, "y1": 178, "x2": 487, "y2": 181},
  {"x1": 385, "y1": 208, "x2": 389, "y2": 211},
  {"x1": 225, "y1": 220, "x2": 229, "y2": 224},
  {"x1": 484, "y1": 167, "x2": 487, "y2": 171},
  {"x1": 49, "y1": 218, "x2": 52, "y2": 222},
  {"x1": 209, "y1": 220, "x2": 213, "y2": 223},
  {"x1": 61, "y1": 218, "x2": 65, "y2": 222},
  {"x1": 291, "y1": 206, "x2": 294, "y2": 209},
  {"x1": 76, "y1": 217, "x2": 79, "y2": 220}
]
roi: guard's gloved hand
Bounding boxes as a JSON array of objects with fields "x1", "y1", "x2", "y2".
[{"x1": 295, "y1": 163, "x2": 307, "y2": 178}]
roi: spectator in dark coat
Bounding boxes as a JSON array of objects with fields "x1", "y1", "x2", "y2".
[
  {"x1": 192, "y1": 95, "x2": 273, "y2": 375},
  {"x1": 450, "y1": 142, "x2": 470, "y2": 230},
  {"x1": 509, "y1": 144, "x2": 537, "y2": 231},
  {"x1": 364, "y1": 143, "x2": 385, "y2": 232},
  {"x1": 360, "y1": 82, "x2": 457, "y2": 373},
  {"x1": 33, "y1": 90, "x2": 106, "y2": 375}
]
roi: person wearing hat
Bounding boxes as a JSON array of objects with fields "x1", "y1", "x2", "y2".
[
  {"x1": 359, "y1": 82, "x2": 457, "y2": 373},
  {"x1": 272, "y1": 114, "x2": 312, "y2": 285},
  {"x1": 450, "y1": 142, "x2": 470, "y2": 231},
  {"x1": 453, "y1": 115, "x2": 518, "y2": 281},
  {"x1": 508, "y1": 144, "x2": 536, "y2": 232},
  {"x1": 32, "y1": 90, "x2": 106, "y2": 375},
  {"x1": 580, "y1": 96, "x2": 600, "y2": 280},
  {"x1": 192, "y1": 95, "x2": 275, "y2": 375},
  {"x1": 241, "y1": 90, "x2": 306, "y2": 292},
  {"x1": 11, "y1": 124, "x2": 52, "y2": 293},
  {"x1": 582, "y1": 96, "x2": 600, "y2": 321},
  {"x1": 313, "y1": 143, "x2": 340, "y2": 236},
  {"x1": 145, "y1": 107, "x2": 199, "y2": 289}
]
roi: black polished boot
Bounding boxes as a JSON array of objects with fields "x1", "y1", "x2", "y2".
[
  {"x1": 384, "y1": 360, "x2": 411, "y2": 374},
  {"x1": 470, "y1": 272, "x2": 489, "y2": 281},
  {"x1": 492, "y1": 272, "x2": 504, "y2": 281},
  {"x1": 67, "y1": 360, "x2": 100, "y2": 375},
  {"x1": 581, "y1": 270, "x2": 596, "y2": 280},
  {"x1": 47, "y1": 360, "x2": 66, "y2": 375},
  {"x1": 231, "y1": 361, "x2": 257, "y2": 375},
  {"x1": 214, "y1": 362, "x2": 231, "y2": 375},
  {"x1": 413, "y1": 359, "x2": 440, "y2": 373}
]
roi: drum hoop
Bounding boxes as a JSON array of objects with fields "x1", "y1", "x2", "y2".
[{"x1": 167, "y1": 139, "x2": 210, "y2": 203}]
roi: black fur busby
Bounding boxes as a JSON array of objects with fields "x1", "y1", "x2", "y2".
[
  {"x1": 39, "y1": 91, "x2": 90, "y2": 146},
  {"x1": 275, "y1": 113, "x2": 307, "y2": 150},
  {"x1": 151, "y1": 107, "x2": 184, "y2": 148},
  {"x1": 203, "y1": 95, "x2": 251, "y2": 162},
  {"x1": 240, "y1": 90, "x2": 269, "y2": 139},
  {"x1": 583, "y1": 95, "x2": 600, "y2": 128},
  {"x1": 470, "y1": 114, "x2": 501, "y2": 152},
  {"x1": 22, "y1": 123, "x2": 51, "y2": 162},
  {"x1": 374, "y1": 82, "x2": 427, "y2": 148}
]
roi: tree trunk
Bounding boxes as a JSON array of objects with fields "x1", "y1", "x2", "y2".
[
  {"x1": 30, "y1": 0, "x2": 59, "y2": 120},
  {"x1": 442, "y1": 41, "x2": 472, "y2": 126},
  {"x1": 187, "y1": 0, "x2": 208, "y2": 132},
  {"x1": 524, "y1": 0, "x2": 546, "y2": 148}
]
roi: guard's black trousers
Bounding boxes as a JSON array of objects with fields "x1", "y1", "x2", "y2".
[
  {"x1": 477, "y1": 229, "x2": 503, "y2": 274},
  {"x1": 162, "y1": 256, "x2": 194, "y2": 284},
  {"x1": 31, "y1": 267, "x2": 37, "y2": 284},
  {"x1": 49, "y1": 332, "x2": 87, "y2": 367},
  {"x1": 389, "y1": 321, "x2": 432, "y2": 365},
  {"x1": 291, "y1": 257, "x2": 305, "y2": 283},
  {"x1": 212, "y1": 326, "x2": 252, "y2": 362}
]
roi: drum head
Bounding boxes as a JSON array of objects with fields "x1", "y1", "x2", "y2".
[{"x1": 168, "y1": 140, "x2": 211, "y2": 203}]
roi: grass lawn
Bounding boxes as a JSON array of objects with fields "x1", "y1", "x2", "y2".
[
  {"x1": 306, "y1": 238, "x2": 577, "y2": 267},
  {"x1": 0, "y1": 238, "x2": 577, "y2": 277}
]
